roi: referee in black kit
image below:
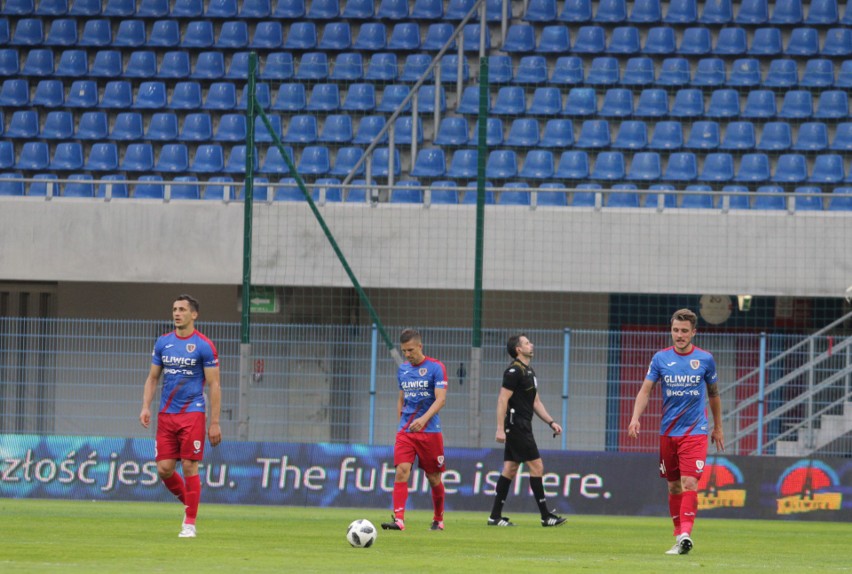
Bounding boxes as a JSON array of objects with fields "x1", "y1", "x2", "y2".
[{"x1": 487, "y1": 333, "x2": 567, "y2": 528}]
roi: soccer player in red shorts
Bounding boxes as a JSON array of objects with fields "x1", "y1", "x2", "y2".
[
  {"x1": 628, "y1": 309, "x2": 724, "y2": 555},
  {"x1": 381, "y1": 329, "x2": 448, "y2": 532},
  {"x1": 140, "y1": 294, "x2": 222, "y2": 538}
]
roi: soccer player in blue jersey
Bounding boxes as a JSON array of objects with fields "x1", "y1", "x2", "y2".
[
  {"x1": 140, "y1": 294, "x2": 221, "y2": 538},
  {"x1": 381, "y1": 329, "x2": 448, "y2": 532},
  {"x1": 628, "y1": 309, "x2": 724, "y2": 556}
]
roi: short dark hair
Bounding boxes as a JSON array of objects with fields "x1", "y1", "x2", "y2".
[
  {"x1": 506, "y1": 333, "x2": 527, "y2": 359},
  {"x1": 176, "y1": 294, "x2": 200, "y2": 313},
  {"x1": 400, "y1": 328, "x2": 421, "y2": 344},
  {"x1": 671, "y1": 308, "x2": 697, "y2": 329}
]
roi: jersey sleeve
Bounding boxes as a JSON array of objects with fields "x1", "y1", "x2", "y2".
[
  {"x1": 433, "y1": 361, "x2": 448, "y2": 390},
  {"x1": 151, "y1": 337, "x2": 164, "y2": 366},
  {"x1": 502, "y1": 366, "x2": 522, "y2": 392},
  {"x1": 200, "y1": 339, "x2": 219, "y2": 368},
  {"x1": 645, "y1": 353, "x2": 661, "y2": 383},
  {"x1": 704, "y1": 354, "x2": 718, "y2": 386}
]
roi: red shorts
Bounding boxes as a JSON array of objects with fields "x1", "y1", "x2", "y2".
[
  {"x1": 156, "y1": 412, "x2": 206, "y2": 462},
  {"x1": 659, "y1": 434, "x2": 708, "y2": 481},
  {"x1": 393, "y1": 431, "x2": 445, "y2": 474}
]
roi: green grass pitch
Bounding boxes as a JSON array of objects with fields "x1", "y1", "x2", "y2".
[{"x1": 3, "y1": 498, "x2": 850, "y2": 573}]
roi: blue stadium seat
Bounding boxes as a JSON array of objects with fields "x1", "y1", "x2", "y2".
[
  {"x1": 535, "y1": 183, "x2": 568, "y2": 206},
  {"x1": 422, "y1": 23, "x2": 454, "y2": 50},
  {"x1": 31, "y1": 78, "x2": 62, "y2": 107},
  {"x1": 698, "y1": 152, "x2": 734, "y2": 182},
  {"x1": 586, "y1": 57, "x2": 620, "y2": 85},
  {"x1": 61, "y1": 173, "x2": 94, "y2": 197},
  {"x1": 190, "y1": 145, "x2": 225, "y2": 174},
  {"x1": 2, "y1": 0, "x2": 34, "y2": 14},
  {"x1": 272, "y1": 83, "x2": 308, "y2": 112},
  {"x1": 559, "y1": 0, "x2": 592, "y2": 22},
  {"x1": 137, "y1": 0, "x2": 170, "y2": 16},
  {"x1": 158, "y1": 51, "x2": 191, "y2": 79},
  {"x1": 809, "y1": 154, "x2": 845, "y2": 184},
  {"x1": 282, "y1": 114, "x2": 317, "y2": 144},
  {"x1": 124, "y1": 51, "x2": 157, "y2": 78},
  {"x1": 11, "y1": 17, "x2": 42, "y2": 45},
  {"x1": 648, "y1": 121, "x2": 683, "y2": 150},
  {"x1": 505, "y1": 118, "x2": 540, "y2": 147},
  {"x1": 255, "y1": 114, "x2": 281, "y2": 143},
  {"x1": 736, "y1": 0, "x2": 768, "y2": 23},
  {"x1": 514, "y1": 55, "x2": 548, "y2": 85},
  {"x1": 607, "y1": 184, "x2": 641, "y2": 207},
  {"x1": 492, "y1": 86, "x2": 525, "y2": 115},
  {"x1": 22, "y1": 48, "x2": 54, "y2": 77},
  {"x1": 830, "y1": 122, "x2": 852, "y2": 151},
  {"x1": 0, "y1": 143, "x2": 13, "y2": 170},
  {"x1": 297, "y1": 145, "x2": 330, "y2": 176},
  {"x1": 541, "y1": 119, "x2": 574, "y2": 148},
  {"x1": 635, "y1": 88, "x2": 668, "y2": 117},
  {"x1": 74, "y1": 111, "x2": 107, "y2": 141},
  {"x1": 121, "y1": 143, "x2": 155, "y2": 172},
  {"x1": 805, "y1": 0, "x2": 839, "y2": 23},
  {"x1": 145, "y1": 112, "x2": 178, "y2": 141},
  {"x1": 338, "y1": 0, "x2": 370, "y2": 18},
  {"x1": 394, "y1": 115, "x2": 422, "y2": 145},
  {"x1": 785, "y1": 28, "x2": 819, "y2": 56},
  {"x1": 147, "y1": 20, "x2": 179, "y2": 48},
  {"x1": 295, "y1": 52, "x2": 328, "y2": 81},
  {"x1": 192, "y1": 51, "x2": 226, "y2": 80},
  {"x1": 239, "y1": 0, "x2": 270, "y2": 17},
  {"x1": 735, "y1": 153, "x2": 771, "y2": 183},
  {"x1": 487, "y1": 55, "x2": 513, "y2": 84},
  {"x1": 772, "y1": 153, "x2": 808, "y2": 183},
  {"x1": 679, "y1": 185, "x2": 714, "y2": 208},
  {"x1": 0, "y1": 47, "x2": 18, "y2": 76},
  {"x1": 444, "y1": 0, "x2": 475, "y2": 19},
  {"x1": 678, "y1": 27, "x2": 711, "y2": 55},
  {"x1": 820, "y1": 27, "x2": 852, "y2": 57},
  {"x1": 410, "y1": 148, "x2": 446, "y2": 178},
  {"x1": 793, "y1": 122, "x2": 828, "y2": 151},
  {"x1": 572, "y1": 26, "x2": 605, "y2": 53},
  {"x1": 577, "y1": 120, "x2": 611, "y2": 148},
  {"x1": 225, "y1": 52, "x2": 249, "y2": 79},
  {"x1": 371, "y1": 147, "x2": 400, "y2": 177},
  {"x1": 440, "y1": 55, "x2": 469, "y2": 83},
  {"x1": 550, "y1": 56, "x2": 584, "y2": 85},
  {"x1": 719, "y1": 185, "x2": 749, "y2": 209},
  {"x1": 570, "y1": 183, "x2": 600, "y2": 206},
  {"x1": 718, "y1": 63, "x2": 759, "y2": 94},
  {"x1": 446, "y1": 149, "x2": 478, "y2": 179},
  {"x1": 642, "y1": 26, "x2": 675, "y2": 54},
  {"x1": 753, "y1": 185, "x2": 786, "y2": 210},
  {"x1": 259, "y1": 146, "x2": 294, "y2": 174},
  {"x1": 0, "y1": 172, "x2": 24, "y2": 196},
  {"x1": 14, "y1": 141, "x2": 48, "y2": 170},
  {"x1": 216, "y1": 21, "x2": 248, "y2": 48},
  {"x1": 434, "y1": 117, "x2": 469, "y2": 146},
  {"x1": 133, "y1": 81, "x2": 168, "y2": 110},
  {"x1": 669, "y1": 88, "x2": 704, "y2": 118},
  {"x1": 213, "y1": 113, "x2": 246, "y2": 141},
  {"x1": 376, "y1": 83, "x2": 409, "y2": 113},
  {"x1": 622, "y1": 57, "x2": 655, "y2": 86},
  {"x1": 469, "y1": 117, "x2": 504, "y2": 146},
  {"x1": 110, "y1": 112, "x2": 144, "y2": 141},
  {"x1": 800, "y1": 59, "x2": 835, "y2": 88},
  {"x1": 305, "y1": 0, "x2": 338, "y2": 18},
  {"x1": 171, "y1": 0, "x2": 203, "y2": 16},
  {"x1": 36, "y1": 0, "x2": 68, "y2": 15},
  {"x1": 45, "y1": 18, "x2": 76, "y2": 46},
  {"x1": 555, "y1": 151, "x2": 590, "y2": 179},
  {"x1": 519, "y1": 150, "x2": 555, "y2": 179},
  {"x1": 503, "y1": 24, "x2": 536, "y2": 53},
  {"x1": 630, "y1": 0, "x2": 661, "y2": 22},
  {"x1": 498, "y1": 183, "x2": 532, "y2": 206},
  {"x1": 829, "y1": 187, "x2": 852, "y2": 211},
  {"x1": 536, "y1": 25, "x2": 570, "y2": 53},
  {"x1": 748, "y1": 27, "x2": 782, "y2": 57},
  {"x1": 594, "y1": 0, "x2": 627, "y2": 22},
  {"x1": 657, "y1": 57, "x2": 690, "y2": 86},
  {"x1": 113, "y1": 20, "x2": 146, "y2": 48},
  {"x1": 563, "y1": 87, "x2": 597, "y2": 116},
  {"x1": 283, "y1": 21, "x2": 317, "y2": 50},
  {"x1": 460, "y1": 182, "x2": 495, "y2": 205},
  {"x1": 721, "y1": 121, "x2": 756, "y2": 150},
  {"x1": 166, "y1": 176, "x2": 200, "y2": 200},
  {"x1": 606, "y1": 26, "x2": 641, "y2": 54},
  {"x1": 770, "y1": 0, "x2": 803, "y2": 23},
  {"x1": 814, "y1": 90, "x2": 848, "y2": 119},
  {"x1": 168, "y1": 81, "x2": 202, "y2": 110},
  {"x1": 691, "y1": 58, "x2": 726, "y2": 87},
  {"x1": 778, "y1": 90, "x2": 813, "y2": 119},
  {"x1": 329, "y1": 146, "x2": 365, "y2": 177},
  {"x1": 762, "y1": 58, "x2": 798, "y2": 88},
  {"x1": 7, "y1": 110, "x2": 38, "y2": 138},
  {"x1": 206, "y1": 0, "x2": 238, "y2": 17},
  {"x1": 389, "y1": 180, "x2": 423, "y2": 204},
  {"x1": 388, "y1": 22, "x2": 419, "y2": 51},
  {"x1": 485, "y1": 149, "x2": 518, "y2": 179},
  {"x1": 793, "y1": 186, "x2": 823, "y2": 211},
  {"x1": 664, "y1": 0, "x2": 696, "y2": 22},
  {"x1": 529, "y1": 87, "x2": 562, "y2": 116},
  {"x1": 340, "y1": 83, "x2": 375, "y2": 112},
  {"x1": 742, "y1": 89, "x2": 776, "y2": 119},
  {"x1": 154, "y1": 144, "x2": 189, "y2": 173},
  {"x1": 250, "y1": 21, "x2": 283, "y2": 49},
  {"x1": 591, "y1": 151, "x2": 625, "y2": 181},
  {"x1": 98, "y1": 80, "x2": 132, "y2": 109},
  {"x1": 41, "y1": 110, "x2": 72, "y2": 140},
  {"x1": 329, "y1": 52, "x2": 363, "y2": 82},
  {"x1": 699, "y1": 0, "x2": 732, "y2": 23},
  {"x1": 103, "y1": 0, "x2": 133, "y2": 15},
  {"x1": 179, "y1": 113, "x2": 213, "y2": 142},
  {"x1": 684, "y1": 121, "x2": 720, "y2": 149},
  {"x1": 462, "y1": 23, "x2": 489, "y2": 52},
  {"x1": 662, "y1": 152, "x2": 697, "y2": 182},
  {"x1": 757, "y1": 122, "x2": 792, "y2": 151},
  {"x1": 131, "y1": 175, "x2": 165, "y2": 199},
  {"x1": 0, "y1": 78, "x2": 29, "y2": 106},
  {"x1": 411, "y1": 0, "x2": 442, "y2": 19},
  {"x1": 644, "y1": 184, "x2": 678, "y2": 208},
  {"x1": 28, "y1": 173, "x2": 59, "y2": 196},
  {"x1": 353, "y1": 22, "x2": 386, "y2": 51},
  {"x1": 713, "y1": 27, "x2": 746, "y2": 56},
  {"x1": 611, "y1": 120, "x2": 647, "y2": 150},
  {"x1": 364, "y1": 52, "x2": 398, "y2": 82},
  {"x1": 524, "y1": 0, "x2": 558, "y2": 21},
  {"x1": 626, "y1": 151, "x2": 662, "y2": 181}
]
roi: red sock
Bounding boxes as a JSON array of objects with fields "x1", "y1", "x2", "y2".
[
  {"x1": 431, "y1": 482, "x2": 445, "y2": 522},
  {"x1": 668, "y1": 492, "x2": 683, "y2": 536},
  {"x1": 162, "y1": 473, "x2": 186, "y2": 504},
  {"x1": 184, "y1": 474, "x2": 201, "y2": 526},
  {"x1": 392, "y1": 482, "x2": 408, "y2": 521},
  {"x1": 680, "y1": 490, "x2": 698, "y2": 535}
]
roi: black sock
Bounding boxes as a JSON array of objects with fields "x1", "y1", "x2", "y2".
[
  {"x1": 489, "y1": 475, "x2": 513, "y2": 519},
  {"x1": 530, "y1": 476, "x2": 550, "y2": 518}
]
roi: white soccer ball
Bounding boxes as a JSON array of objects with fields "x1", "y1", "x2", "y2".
[{"x1": 346, "y1": 519, "x2": 377, "y2": 548}]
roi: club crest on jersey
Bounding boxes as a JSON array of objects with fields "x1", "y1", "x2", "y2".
[
  {"x1": 193, "y1": 440, "x2": 201, "y2": 450},
  {"x1": 419, "y1": 367, "x2": 427, "y2": 376},
  {"x1": 690, "y1": 360, "x2": 700, "y2": 370},
  {"x1": 186, "y1": 344, "x2": 196, "y2": 353}
]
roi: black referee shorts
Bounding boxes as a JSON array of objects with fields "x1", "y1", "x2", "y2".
[{"x1": 504, "y1": 418, "x2": 541, "y2": 463}]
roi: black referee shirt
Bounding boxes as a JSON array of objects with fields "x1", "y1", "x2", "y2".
[{"x1": 502, "y1": 359, "x2": 538, "y2": 423}]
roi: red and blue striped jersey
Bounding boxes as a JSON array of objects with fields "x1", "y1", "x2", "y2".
[
  {"x1": 151, "y1": 330, "x2": 219, "y2": 414},
  {"x1": 646, "y1": 346, "x2": 717, "y2": 437},
  {"x1": 397, "y1": 356, "x2": 448, "y2": 433}
]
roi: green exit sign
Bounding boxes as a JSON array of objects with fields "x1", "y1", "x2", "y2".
[{"x1": 249, "y1": 287, "x2": 279, "y2": 314}]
